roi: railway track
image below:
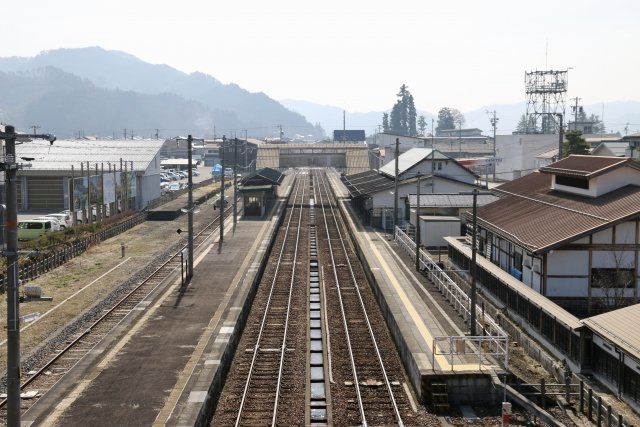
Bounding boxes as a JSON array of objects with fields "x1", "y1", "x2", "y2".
[
  {"x1": 314, "y1": 170, "x2": 408, "y2": 426},
  {"x1": 214, "y1": 172, "x2": 310, "y2": 426},
  {"x1": 0, "y1": 198, "x2": 236, "y2": 421},
  {"x1": 215, "y1": 169, "x2": 437, "y2": 426}
]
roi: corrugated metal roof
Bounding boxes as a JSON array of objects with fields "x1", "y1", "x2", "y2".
[
  {"x1": 582, "y1": 303, "x2": 640, "y2": 357},
  {"x1": 341, "y1": 170, "x2": 394, "y2": 198},
  {"x1": 469, "y1": 171, "x2": 640, "y2": 253},
  {"x1": 15, "y1": 139, "x2": 163, "y2": 172},
  {"x1": 539, "y1": 155, "x2": 635, "y2": 178},
  {"x1": 242, "y1": 167, "x2": 284, "y2": 186},
  {"x1": 408, "y1": 193, "x2": 499, "y2": 208},
  {"x1": 592, "y1": 142, "x2": 629, "y2": 157},
  {"x1": 379, "y1": 148, "x2": 443, "y2": 176}
]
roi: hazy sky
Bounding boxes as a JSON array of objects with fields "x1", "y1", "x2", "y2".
[{"x1": 2, "y1": 0, "x2": 638, "y2": 113}]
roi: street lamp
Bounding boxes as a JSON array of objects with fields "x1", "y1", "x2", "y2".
[{"x1": 0, "y1": 125, "x2": 55, "y2": 427}]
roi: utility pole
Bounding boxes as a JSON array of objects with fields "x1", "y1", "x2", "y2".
[
  {"x1": 415, "y1": 173, "x2": 421, "y2": 272},
  {"x1": 470, "y1": 188, "x2": 478, "y2": 336},
  {"x1": 279, "y1": 125, "x2": 283, "y2": 141},
  {"x1": 393, "y1": 137, "x2": 399, "y2": 231},
  {"x1": 233, "y1": 137, "x2": 238, "y2": 233},
  {"x1": 244, "y1": 130, "x2": 248, "y2": 173},
  {"x1": 30, "y1": 125, "x2": 40, "y2": 136},
  {"x1": 3, "y1": 126, "x2": 20, "y2": 427},
  {"x1": 187, "y1": 135, "x2": 194, "y2": 280},
  {"x1": 458, "y1": 120, "x2": 462, "y2": 158},
  {"x1": 219, "y1": 135, "x2": 226, "y2": 253},
  {"x1": 155, "y1": 129, "x2": 159, "y2": 140},
  {"x1": 0, "y1": 125, "x2": 56, "y2": 427},
  {"x1": 571, "y1": 97, "x2": 581, "y2": 131},
  {"x1": 557, "y1": 113, "x2": 564, "y2": 160},
  {"x1": 488, "y1": 110, "x2": 499, "y2": 182},
  {"x1": 123, "y1": 128, "x2": 127, "y2": 140}
]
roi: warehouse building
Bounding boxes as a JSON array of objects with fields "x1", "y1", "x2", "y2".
[{"x1": 12, "y1": 139, "x2": 165, "y2": 216}]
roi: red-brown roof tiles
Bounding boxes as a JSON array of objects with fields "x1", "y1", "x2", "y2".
[{"x1": 467, "y1": 171, "x2": 640, "y2": 253}]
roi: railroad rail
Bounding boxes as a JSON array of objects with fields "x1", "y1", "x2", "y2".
[
  {"x1": 233, "y1": 173, "x2": 307, "y2": 426},
  {"x1": 213, "y1": 172, "x2": 310, "y2": 426},
  {"x1": 0, "y1": 198, "x2": 236, "y2": 420},
  {"x1": 314, "y1": 170, "x2": 405, "y2": 427}
]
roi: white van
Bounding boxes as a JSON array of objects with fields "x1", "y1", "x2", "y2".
[{"x1": 224, "y1": 168, "x2": 234, "y2": 177}]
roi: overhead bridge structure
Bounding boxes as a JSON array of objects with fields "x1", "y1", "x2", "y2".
[{"x1": 256, "y1": 143, "x2": 370, "y2": 175}]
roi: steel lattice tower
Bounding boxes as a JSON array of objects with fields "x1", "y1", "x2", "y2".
[{"x1": 524, "y1": 70, "x2": 568, "y2": 134}]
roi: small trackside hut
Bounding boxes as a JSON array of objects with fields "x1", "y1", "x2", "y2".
[{"x1": 238, "y1": 167, "x2": 284, "y2": 217}]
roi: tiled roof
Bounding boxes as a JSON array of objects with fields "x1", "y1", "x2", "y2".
[
  {"x1": 341, "y1": 170, "x2": 394, "y2": 198},
  {"x1": 539, "y1": 155, "x2": 637, "y2": 178},
  {"x1": 582, "y1": 303, "x2": 640, "y2": 358},
  {"x1": 468, "y1": 172, "x2": 640, "y2": 254}
]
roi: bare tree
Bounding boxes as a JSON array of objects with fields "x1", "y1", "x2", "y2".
[{"x1": 591, "y1": 250, "x2": 635, "y2": 313}]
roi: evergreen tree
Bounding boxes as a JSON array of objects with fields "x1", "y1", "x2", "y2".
[
  {"x1": 588, "y1": 114, "x2": 606, "y2": 134},
  {"x1": 382, "y1": 84, "x2": 418, "y2": 136},
  {"x1": 417, "y1": 115, "x2": 427, "y2": 136},
  {"x1": 436, "y1": 107, "x2": 465, "y2": 132},
  {"x1": 382, "y1": 112, "x2": 389, "y2": 133},
  {"x1": 563, "y1": 130, "x2": 590, "y2": 156},
  {"x1": 515, "y1": 113, "x2": 539, "y2": 134},
  {"x1": 390, "y1": 101, "x2": 402, "y2": 134},
  {"x1": 407, "y1": 94, "x2": 417, "y2": 136}
]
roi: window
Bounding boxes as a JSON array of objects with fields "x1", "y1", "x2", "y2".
[
  {"x1": 591, "y1": 268, "x2": 635, "y2": 288},
  {"x1": 513, "y1": 251, "x2": 523, "y2": 270},
  {"x1": 556, "y1": 175, "x2": 589, "y2": 189}
]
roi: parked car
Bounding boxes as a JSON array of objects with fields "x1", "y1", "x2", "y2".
[
  {"x1": 18, "y1": 219, "x2": 54, "y2": 240},
  {"x1": 191, "y1": 169, "x2": 200, "y2": 176},
  {"x1": 45, "y1": 213, "x2": 72, "y2": 228},
  {"x1": 33, "y1": 216, "x2": 63, "y2": 231},
  {"x1": 169, "y1": 182, "x2": 182, "y2": 192}
]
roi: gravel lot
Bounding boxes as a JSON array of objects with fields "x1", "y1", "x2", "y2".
[{"x1": 0, "y1": 181, "x2": 221, "y2": 370}]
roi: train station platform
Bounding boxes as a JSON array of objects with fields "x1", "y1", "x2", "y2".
[
  {"x1": 23, "y1": 178, "x2": 294, "y2": 426},
  {"x1": 328, "y1": 171, "x2": 506, "y2": 406}
]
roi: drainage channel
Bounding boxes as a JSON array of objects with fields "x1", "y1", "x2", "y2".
[{"x1": 308, "y1": 196, "x2": 331, "y2": 425}]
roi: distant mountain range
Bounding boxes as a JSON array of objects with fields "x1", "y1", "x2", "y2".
[
  {"x1": 0, "y1": 47, "x2": 637, "y2": 139},
  {"x1": 0, "y1": 47, "x2": 316, "y2": 139},
  {"x1": 281, "y1": 99, "x2": 640, "y2": 137}
]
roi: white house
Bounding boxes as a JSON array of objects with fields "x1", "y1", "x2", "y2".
[
  {"x1": 342, "y1": 148, "x2": 481, "y2": 229},
  {"x1": 465, "y1": 155, "x2": 640, "y2": 316}
]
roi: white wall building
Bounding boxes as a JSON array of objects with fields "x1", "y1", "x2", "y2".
[
  {"x1": 495, "y1": 134, "x2": 559, "y2": 181},
  {"x1": 465, "y1": 155, "x2": 640, "y2": 316}
]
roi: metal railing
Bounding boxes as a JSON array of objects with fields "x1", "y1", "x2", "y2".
[{"x1": 394, "y1": 226, "x2": 509, "y2": 370}]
